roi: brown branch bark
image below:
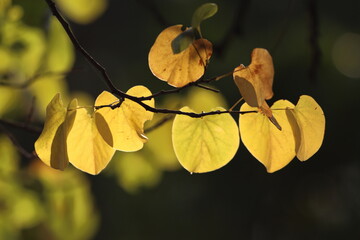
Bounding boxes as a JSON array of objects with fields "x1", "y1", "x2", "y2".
[{"x1": 44, "y1": 0, "x2": 252, "y2": 118}]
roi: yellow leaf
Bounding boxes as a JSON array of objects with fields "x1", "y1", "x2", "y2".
[
  {"x1": 172, "y1": 107, "x2": 239, "y2": 173},
  {"x1": 55, "y1": 0, "x2": 108, "y2": 24},
  {"x1": 239, "y1": 100, "x2": 296, "y2": 173},
  {"x1": 289, "y1": 95, "x2": 325, "y2": 161},
  {"x1": 66, "y1": 99, "x2": 115, "y2": 175},
  {"x1": 34, "y1": 93, "x2": 71, "y2": 170},
  {"x1": 148, "y1": 25, "x2": 212, "y2": 87},
  {"x1": 233, "y1": 48, "x2": 274, "y2": 107},
  {"x1": 95, "y1": 86, "x2": 154, "y2": 152}
]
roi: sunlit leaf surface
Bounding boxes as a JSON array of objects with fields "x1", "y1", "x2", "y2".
[
  {"x1": 66, "y1": 99, "x2": 116, "y2": 175},
  {"x1": 95, "y1": 86, "x2": 154, "y2": 152},
  {"x1": 149, "y1": 25, "x2": 212, "y2": 87},
  {"x1": 34, "y1": 93, "x2": 69, "y2": 170},
  {"x1": 240, "y1": 100, "x2": 296, "y2": 173},
  {"x1": 289, "y1": 95, "x2": 325, "y2": 161},
  {"x1": 172, "y1": 106, "x2": 239, "y2": 173},
  {"x1": 233, "y1": 48, "x2": 274, "y2": 107}
]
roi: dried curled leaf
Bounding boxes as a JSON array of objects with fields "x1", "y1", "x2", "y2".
[
  {"x1": 233, "y1": 48, "x2": 274, "y2": 107},
  {"x1": 172, "y1": 107, "x2": 239, "y2": 173},
  {"x1": 95, "y1": 86, "x2": 154, "y2": 152},
  {"x1": 288, "y1": 95, "x2": 325, "y2": 161},
  {"x1": 240, "y1": 100, "x2": 296, "y2": 173},
  {"x1": 66, "y1": 99, "x2": 115, "y2": 175},
  {"x1": 148, "y1": 25, "x2": 212, "y2": 87}
]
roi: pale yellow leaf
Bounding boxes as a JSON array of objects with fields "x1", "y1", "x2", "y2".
[
  {"x1": 95, "y1": 86, "x2": 154, "y2": 152},
  {"x1": 66, "y1": 99, "x2": 115, "y2": 175},
  {"x1": 148, "y1": 25, "x2": 212, "y2": 87},
  {"x1": 34, "y1": 93, "x2": 70, "y2": 170},
  {"x1": 172, "y1": 107, "x2": 239, "y2": 173},
  {"x1": 290, "y1": 95, "x2": 325, "y2": 161},
  {"x1": 239, "y1": 100, "x2": 296, "y2": 173}
]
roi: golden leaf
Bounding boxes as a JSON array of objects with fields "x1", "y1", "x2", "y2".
[
  {"x1": 240, "y1": 100, "x2": 296, "y2": 173},
  {"x1": 95, "y1": 86, "x2": 154, "y2": 152},
  {"x1": 148, "y1": 25, "x2": 212, "y2": 87},
  {"x1": 66, "y1": 99, "x2": 115, "y2": 175},
  {"x1": 288, "y1": 95, "x2": 325, "y2": 161}
]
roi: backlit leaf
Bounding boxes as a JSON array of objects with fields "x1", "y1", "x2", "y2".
[
  {"x1": 240, "y1": 100, "x2": 296, "y2": 173},
  {"x1": 34, "y1": 93, "x2": 70, "y2": 170},
  {"x1": 233, "y1": 48, "x2": 274, "y2": 107},
  {"x1": 191, "y1": 3, "x2": 218, "y2": 30},
  {"x1": 95, "y1": 86, "x2": 154, "y2": 152},
  {"x1": 149, "y1": 25, "x2": 212, "y2": 87},
  {"x1": 66, "y1": 99, "x2": 115, "y2": 175},
  {"x1": 172, "y1": 106, "x2": 239, "y2": 173},
  {"x1": 289, "y1": 95, "x2": 325, "y2": 161}
]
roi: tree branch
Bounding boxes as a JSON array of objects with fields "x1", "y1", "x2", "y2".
[
  {"x1": 44, "y1": 0, "x2": 250, "y2": 119},
  {"x1": 0, "y1": 119, "x2": 42, "y2": 134},
  {"x1": 44, "y1": 0, "x2": 121, "y2": 94},
  {"x1": 0, "y1": 123, "x2": 37, "y2": 159}
]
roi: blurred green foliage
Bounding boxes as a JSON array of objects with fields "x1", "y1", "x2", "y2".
[{"x1": 1, "y1": 0, "x2": 360, "y2": 239}]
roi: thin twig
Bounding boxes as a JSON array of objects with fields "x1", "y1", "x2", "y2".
[
  {"x1": 44, "y1": 0, "x2": 121, "y2": 94},
  {"x1": 0, "y1": 119, "x2": 42, "y2": 134},
  {"x1": 44, "y1": 0, "x2": 252, "y2": 119},
  {"x1": 0, "y1": 123, "x2": 37, "y2": 159},
  {"x1": 0, "y1": 71, "x2": 67, "y2": 88},
  {"x1": 145, "y1": 115, "x2": 174, "y2": 133}
]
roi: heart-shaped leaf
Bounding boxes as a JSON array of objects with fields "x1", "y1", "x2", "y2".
[
  {"x1": 240, "y1": 100, "x2": 297, "y2": 173},
  {"x1": 95, "y1": 86, "x2": 154, "y2": 152},
  {"x1": 172, "y1": 106, "x2": 239, "y2": 173},
  {"x1": 288, "y1": 95, "x2": 325, "y2": 161},
  {"x1": 66, "y1": 99, "x2": 115, "y2": 175},
  {"x1": 149, "y1": 25, "x2": 212, "y2": 87}
]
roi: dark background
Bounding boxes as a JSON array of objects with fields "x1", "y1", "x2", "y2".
[{"x1": 26, "y1": 0, "x2": 360, "y2": 239}]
